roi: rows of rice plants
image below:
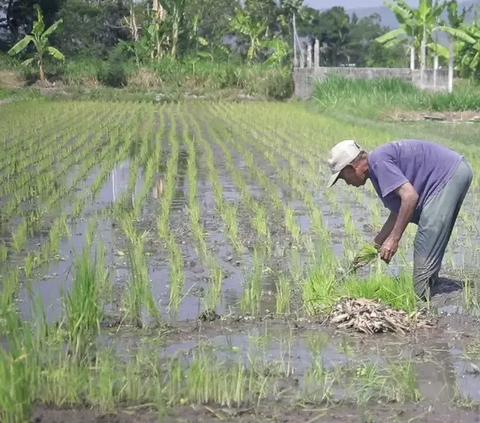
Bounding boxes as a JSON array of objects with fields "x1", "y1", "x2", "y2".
[
  {"x1": 187, "y1": 109, "x2": 244, "y2": 254},
  {"x1": 1, "y1": 99, "x2": 478, "y2": 422}
]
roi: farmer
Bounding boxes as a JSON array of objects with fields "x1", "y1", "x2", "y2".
[{"x1": 326, "y1": 139, "x2": 473, "y2": 300}]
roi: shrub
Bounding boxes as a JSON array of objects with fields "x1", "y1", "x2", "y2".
[{"x1": 97, "y1": 48, "x2": 129, "y2": 88}]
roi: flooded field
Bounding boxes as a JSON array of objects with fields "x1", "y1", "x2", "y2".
[{"x1": 2, "y1": 99, "x2": 480, "y2": 422}]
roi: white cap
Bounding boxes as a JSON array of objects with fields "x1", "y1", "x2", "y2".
[{"x1": 326, "y1": 140, "x2": 363, "y2": 188}]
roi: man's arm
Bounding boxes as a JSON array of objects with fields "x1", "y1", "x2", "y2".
[
  {"x1": 373, "y1": 211, "x2": 397, "y2": 248},
  {"x1": 391, "y1": 182, "x2": 418, "y2": 241},
  {"x1": 380, "y1": 182, "x2": 418, "y2": 262}
]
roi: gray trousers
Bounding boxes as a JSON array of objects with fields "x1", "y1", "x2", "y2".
[{"x1": 413, "y1": 158, "x2": 473, "y2": 299}]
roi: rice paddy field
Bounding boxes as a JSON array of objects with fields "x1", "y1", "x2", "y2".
[{"x1": 2, "y1": 98, "x2": 480, "y2": 422}]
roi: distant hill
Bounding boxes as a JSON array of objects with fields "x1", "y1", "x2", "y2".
[{"x1": 344, "y1": 1, "x2": 478, "y2": 29}]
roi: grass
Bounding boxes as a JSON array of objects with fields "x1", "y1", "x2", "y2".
[
  {"x1": 0, "y1": 53, "x2": 293, "y2": 101},
  {"x1": 304, "y1": 265, "x2": 419, "y2": 314},
  {"x1": 314, "y1": 75, "x2": 480, "y2": 118}
]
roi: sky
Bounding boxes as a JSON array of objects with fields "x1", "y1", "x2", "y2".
[{"x1": 303, "y1": 0, "x2": 417, "y2": 9}]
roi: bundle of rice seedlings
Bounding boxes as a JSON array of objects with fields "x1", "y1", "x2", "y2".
[{"x1": 353, "y1": 242, "x2": 379, "y2": 269}]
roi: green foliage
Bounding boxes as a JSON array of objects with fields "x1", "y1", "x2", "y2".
[
  {"x1": 342, "y1": 274, "x2": 418, "y2": 313},
  {"x1": 297, "y1": 7, "x2": 404, "y2": 67},
  {"x1": 441, "y1": 22, "x2": 480, "y2": 78},
  {"x1": 376, "y1": 0, "x2": 448, "y2": 63},
  {"x1": 305, "y1": 266, "x2": 418, "y2": 314},
  {"x1": 229, "y1": 7, "x2": 268, "y2": 62},
  {"x1": 0, "y1": 314, "x2": 34, "y2": 423},
  {"x1": 64, "y1": 246, "x2": 104, "y2": 349},
  {"x1": 314, "y1": 75, "x2": 480, "y2": 117},
  {"x1": 97, "y1": 48, "x2": 129, "y2": 88},
  {"x1": 53, "y1": 0, "x2": 130, "y2": 57},
  {"x1": 7, "y1": 4, "x2": 64, "y2": 84}
]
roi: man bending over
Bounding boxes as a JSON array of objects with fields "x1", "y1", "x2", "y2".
[{"x1": 326, "y1": 139, "x2": 473, "y2": 300}]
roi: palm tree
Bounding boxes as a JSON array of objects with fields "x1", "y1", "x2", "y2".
[
  {"x1": 8, "y1": 4, "x2": 64, "y2": 85},
  {"x1": 375, "y1": 0, "x2": 447, "y2": 68}
]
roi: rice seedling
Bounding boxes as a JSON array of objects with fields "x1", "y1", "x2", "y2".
[
  {"x1": 463, "y1": 278, "x2": 480, "y2": 311},
  {"x1": 240, "y1": 247, "x2": 264, "y2": 314},
  {"x1": 157, "y1": 109, "x2": 178, "y2": 240},
  {"x1": 223, "y1": 203, "x2": 243, "y2": 253},
  {"x1": 120, "y1": 214, "x2": 161, "y2": 327},
  {"x1": 275, "y1": 273, "x2": 291, "y2": 315},
  {"x1": 24, "y1": 252, "x2": 35, "y2": 278},
  {"x1": 284, "y1": 204, "x2": 300, "y2": 243},
  {"x1": 251, "y1": 204, "x2": 271, "y2": 250},
  {"x1": 0, "y1": 269, "x2": 20, "y2": 324},
  {"x1": 0, "y1": 313, "x2": 34, "y2": 423},
  {"x1": 11, "y1": 220, "x2": 27, "y2": 252},
  {"x1": 167, "y1": 233, "x2": 185, "y2": 315},
  {"x1": 352, "y1": 242, "x2": 379, "y2": 269},
  {"x1": 86, "y1": 216, "x2": 98, "y2": 247},
  {"x1": 63, "y1": 245, "x2": 105, "y2": 354},
  {"x1": 0, "y1": 241, "x2": 7, "y2": 261},
  {"x1": 203, "y1": 254, "x2": 224, "y2": 312}
]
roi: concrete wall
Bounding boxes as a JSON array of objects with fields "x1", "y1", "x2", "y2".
[{"x1": 293, "y1": 67, "x2": 449, "y2": 100}]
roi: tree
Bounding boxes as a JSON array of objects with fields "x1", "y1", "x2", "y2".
[
  {"x1": 0, "y1": 0, "x2": 64, "y2": 41},
  {"x1": 229, "y1": 6, "x2": 267, "y2": 61},
  {"x1": 263, "y1": 38, "x2": 291, "y2": 66},
  {"x1": 243, "y1": 0, "x2": 278, "y2": 38},
  {"x1": 184, "y1": 0, "x2": 238, "y2": 52},
  {"x1": 348, "y1": 13, "x2": 404, "y2": 67},
  {"x1": 316, "y1": 7, "x2": 351, "y2": 66},
  {"x1": 441, "y1": 22, "x2": 480, "y2": 78},
  {"x1": 8, "y1": 4, "x2": 64, "y2": 84},
  {"x1": 53, "y1": 0, "x2": 129, "y2": 58},
  {"x1": 376, "y1": 0, "x2": 448, "y2": 67},
  {"x1": 429, "y1": 0, "x2": 472, "y2": 65}
]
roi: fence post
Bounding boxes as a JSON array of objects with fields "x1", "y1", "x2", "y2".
[
  {"x1": 420, "y1": 26, "x2": 426, "y2": 89},
  {"x1": 433, "y1": 55, "x2": 438, "y2": 89},
  {"x1": 307, "y1": 43, "x2": 312, "y2": 68},
  {"x1": 314, "y1": 39, "x2": 320, "y2": 68},
  {"x1": 410, "y1": 46, "x2": 415, "y2": 70}
]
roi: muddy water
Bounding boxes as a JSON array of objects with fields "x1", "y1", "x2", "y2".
[
  {"x1": 16, "y1": 159, "x2": 146, "y2": 323},
  {"x1": 14, "y1": 106, "x2": 480, "y2": 334},
  {"x1": 102, "y1": 323, "x2": 480, "y2": 407},
  {"x1": 17, "y1": 215, "x2": 115, "y2": 323}
]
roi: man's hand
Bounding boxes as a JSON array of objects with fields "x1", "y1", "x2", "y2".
[{"x1": 379, "y1": 235, "x2": 399, "y2": 263}]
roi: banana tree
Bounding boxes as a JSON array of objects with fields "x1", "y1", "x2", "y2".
[
  {"x1": 375, "y1": 0, "x2": 447, "y2": 67},
  {"x1": 230, "y1": 7, "x2": 267, "y2": 61},
  {"x1": 430, "y1": 0, "x2": 472, "y2": 60},
  {"x1": 441, "y1": 23, "x2": 480, "y2": 76},
  {"x1": 263, "y1": 38, "x2": 292, "y2": 66},
  {"x1": 8, "y1": 4, "x2": 64, "y2": 85}
]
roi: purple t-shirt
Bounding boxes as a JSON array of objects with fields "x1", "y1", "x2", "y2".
[{"x1": 368, "y1": 139, "x2": 463, "y2": 224}]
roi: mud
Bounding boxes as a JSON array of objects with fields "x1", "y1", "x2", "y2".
[{"x1": 32, "y1": 312, "x2": 480, "y2": 422}]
